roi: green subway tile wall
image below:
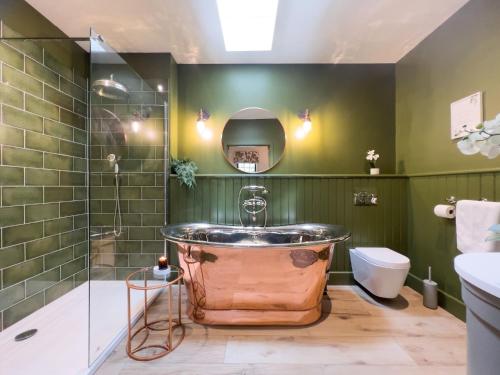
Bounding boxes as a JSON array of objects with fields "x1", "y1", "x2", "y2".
[
  {"x1": 168, "y1": 175, "x2": 408, "y2": 279},
  {"x1": 89, "y1": 64, "x2": 166, "y2": 280},
  {"x1": 0, "y1": 30, "x2": 88, "y2": 329}
]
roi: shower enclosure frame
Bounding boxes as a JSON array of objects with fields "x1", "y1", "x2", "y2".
[{"x1": 87, "y1": 30, "x2": 171, "y2": 370}]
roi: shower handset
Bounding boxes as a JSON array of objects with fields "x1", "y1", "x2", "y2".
[
  {"x1": 106, "y1": 154, "x2": 123, "y2": 236},
  {"x1": 106, "y1": 153, "x2": 120, "y2": 174}
]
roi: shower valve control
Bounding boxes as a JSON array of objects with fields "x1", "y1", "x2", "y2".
[{"x1": 353, "y1": 191, "x2": 378, "y2": 206}]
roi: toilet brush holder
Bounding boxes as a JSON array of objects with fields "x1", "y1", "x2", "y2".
[{"x1": 423, "y1": 266, "x2": 438, "y2": 309}]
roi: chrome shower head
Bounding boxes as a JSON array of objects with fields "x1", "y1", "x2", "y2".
[{"x1": 92, "y1": 74, "x2": 128, "y2": 100}]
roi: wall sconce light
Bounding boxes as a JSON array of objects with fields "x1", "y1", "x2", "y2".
[
  {"x1": 196, "y1": 108, "x2": 212, "y2": 140},
  {"x1": 130, "y1": 108, "x2": 152, "y2": 134},
  {"x1": 296, "y1": 109, "x2": 312, "y2": 139},
  {"x1": 131, "y1": 111, "x2": 142, "y2": 133}
]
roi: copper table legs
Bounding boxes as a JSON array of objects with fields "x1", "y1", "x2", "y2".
[{"x1": 126, "y1": 266, "x2": 185, "y2": 361}]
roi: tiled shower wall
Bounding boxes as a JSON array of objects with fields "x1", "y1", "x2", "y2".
[
  {"x1": 89, "y1": 66, "x2": 166, "y2": 280},
  {"x1": 0, "y1": 33, "x2": 88, "y2": 330}
]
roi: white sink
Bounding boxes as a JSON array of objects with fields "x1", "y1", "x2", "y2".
[{"x1": 454, "y1": 253, "x2": 500, "y2": 298}]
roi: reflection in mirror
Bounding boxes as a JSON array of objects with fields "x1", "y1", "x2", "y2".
[{"x1": 221, "y1": 108, "x2": 286, "y2": 173}]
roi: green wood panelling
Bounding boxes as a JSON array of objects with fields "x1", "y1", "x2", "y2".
[
  {"x1": 169, "y1": 176, "x2": 408, "y2": 275},
  {"x1": 407, "y1": 171, "x2": 500, "y2": 320}
]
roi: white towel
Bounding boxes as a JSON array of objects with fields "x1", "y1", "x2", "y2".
[{"x1": 456, "y1": 200, "x2": 500, "y2": 253}]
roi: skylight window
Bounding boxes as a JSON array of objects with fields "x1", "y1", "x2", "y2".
[{"x1": 216, "y1": 0, "x2": 279, "y2": 52}]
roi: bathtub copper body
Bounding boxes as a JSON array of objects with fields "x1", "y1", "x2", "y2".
[{"x1": 161, "y1": 223, "x2": 350, "y2": 326}]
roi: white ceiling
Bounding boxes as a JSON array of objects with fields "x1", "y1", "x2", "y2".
[{"x1": 26, "y1": 0, "x2": 469, "y2": 64}]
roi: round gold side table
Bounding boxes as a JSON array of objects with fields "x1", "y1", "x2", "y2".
[{"x1": 125, "y1": 265, "x2": 185, "y2": 361}]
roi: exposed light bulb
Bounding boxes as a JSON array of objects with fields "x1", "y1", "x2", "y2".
[
  {"x1": 131, "y1": 120, "x2": 141, "y2": 133},
  {"x1": 295, "y1": 127, "x2": 306, "y2": 139},
  {"x1": 303, "y1": 119, "x2": 312, "y2": 133},
  {"x1": 196, "y1": 120, "x2": 206, "y2": 133},
  {"x1": 196, "y1": 108, "x2": 211, "y2": 140},
  {"x1": 296, "y1": 109, "x2": 312, "y2": 138},
  {"x1": 200, "y1": 128, "x2": 212, "y2": 140},
  {"x1": 157, "y1": 84, "x2": 164, "y2": 92}
]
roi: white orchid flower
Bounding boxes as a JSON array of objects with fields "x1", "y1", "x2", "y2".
[
  {"x1": 373, "y1": 154, "x2": 379, "y2": 160},
  {"x1": 483, "y1": 115, "x2": 500, "y2": 134},
  {"x1": 489, "y1": 135, "x2": 500, "y2": 145},
  {"x1": 482, "y1": 141, "x2": 500, "y2": 159},
  {"x1": 457, "y1": 138, "x2": 480, "y2": 155},
  {"x1": 458, "y1": 113, "x2": 500, "y2": 159},
  {"x1": 469, "y1": 131, "x2": 488, "y2": 141}
]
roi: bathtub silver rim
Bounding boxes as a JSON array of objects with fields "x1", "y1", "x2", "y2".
[{"x1": 161, "y1": 223, "x2": 351, "y2": 248}]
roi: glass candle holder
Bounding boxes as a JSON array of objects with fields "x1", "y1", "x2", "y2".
[{"x1": 158, "y1": 256, "x2": 168, "y2": 270}]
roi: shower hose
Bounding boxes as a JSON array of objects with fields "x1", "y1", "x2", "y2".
[{"x1": 113, "y1": 171, "x2": 122, "y2": 237}]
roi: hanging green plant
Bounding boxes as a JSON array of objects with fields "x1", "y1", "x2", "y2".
[{"x1": 171, "y1": 158, "x2": 198, "y2": 189}]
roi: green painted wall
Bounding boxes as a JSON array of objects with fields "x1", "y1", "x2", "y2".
[
  {"x1": 396, "y1": 0, "x2": 500, "y2": 174},
  {"x1": 396, "y1": 0, "x2": 500, "y2": 319},
  {"x1": 176, "y1": 64, "x2": 395, "y2": 174}
]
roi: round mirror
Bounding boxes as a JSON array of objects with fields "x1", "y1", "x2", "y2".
[{"x1": 221, "y1": 107, "x2": 286, "y2": 173}]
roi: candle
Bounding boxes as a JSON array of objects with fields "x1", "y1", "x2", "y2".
[{"x1": 158, "y1": 256, "x2": 168, "y2": 270}]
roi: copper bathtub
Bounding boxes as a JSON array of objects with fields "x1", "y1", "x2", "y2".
[{"x1": 161, "y1": 223, "x2": 350, "y2": 326}]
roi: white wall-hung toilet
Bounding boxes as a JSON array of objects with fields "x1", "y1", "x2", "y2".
[{"x1": 349, "y1": 247, "x2": 410, "y2": 298}]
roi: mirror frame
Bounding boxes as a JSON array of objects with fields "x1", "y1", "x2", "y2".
[{"x1": 221, "y1": 107, "x2": 286, "y2": 174}]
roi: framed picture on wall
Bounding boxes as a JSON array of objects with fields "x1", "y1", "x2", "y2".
[
  {"x1": 450, "y1": 92, "x2": 483, "y2": 140},
  {"x1": 227, "y1": 145, "x2": 270, "y2": 173}
]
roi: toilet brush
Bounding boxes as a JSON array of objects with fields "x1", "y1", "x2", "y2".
[{"x1": 423, "y1": 266, "x2": 438, "y2": 309}]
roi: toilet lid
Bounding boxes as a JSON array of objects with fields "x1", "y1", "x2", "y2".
[{"x1": 354, "y1": 247, "x2": 410, "y2": 269}]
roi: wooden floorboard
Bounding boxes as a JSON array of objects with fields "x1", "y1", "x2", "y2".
[{"x1": 96, "y1": 286, "x2": 467, "y2": 375}]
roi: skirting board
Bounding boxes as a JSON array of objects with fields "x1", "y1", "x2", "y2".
[
  {"x1": 406, "y1": 272, "x2": 465, "y2": 321},
  {"x1": 328, "y1": 271, "x2": 466, "y2": 322},
  {"x1": 327, "y1": 271, "x2": 355, "y2": 285}
]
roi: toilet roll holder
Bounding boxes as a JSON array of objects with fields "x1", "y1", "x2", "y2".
[
  {"x1": 446, "y1": 196, "x2": 457, "y2": 205},
  {"x1": 445, "y1": 196, "x2": 488, "y2": 205}
]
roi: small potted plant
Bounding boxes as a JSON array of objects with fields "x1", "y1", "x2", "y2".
[
  {"x1": 366, "y1": 150, "x2": 380, "y2": 175},
  {"x1": 170, "y1": 158, "x2": 198, "y2": 189}
]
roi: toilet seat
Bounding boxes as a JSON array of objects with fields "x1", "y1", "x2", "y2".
[{"x1": 353, "y1": 247, "x2": 410, "y2": 270}]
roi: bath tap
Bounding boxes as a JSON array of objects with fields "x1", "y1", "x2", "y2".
[{"x1": 238, "y1": 185, "x2": 268, "y2": 227}]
